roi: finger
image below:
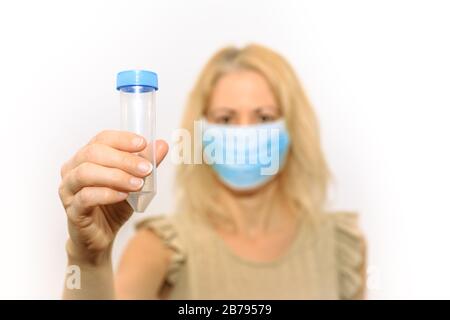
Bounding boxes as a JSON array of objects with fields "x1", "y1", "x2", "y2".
[
  {"x1": 63, "y1": 162, "x2": 145, "y2": 195},
  {"x1": 68, "y1": 143, "x2": 153, "y2": 178},
  {"x1": 89, "y1": 130, "x2": 147, "y2": 152},
  {"x1": 129, "y1": 139, "x2": 168, "y2": 167},
  {"x1": 155, "y1": 139, "x2": 169, "y2": 166},
  {"x1": 61, "y1": 131, "x2": 147, "y2": 178},
  {"x1": 60, "y1": 160, "x2": 71, "y2": 179},
  {"x1": 72, "y1": 187, "x2": 129, "y2": 212}
]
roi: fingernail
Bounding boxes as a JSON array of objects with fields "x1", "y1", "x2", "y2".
[
  {"x1": 117, "y1": 191, "x2": 128, "y2": 198},
  {"x1": 129, "y1": 177, "x2": 144, "y2": 188},
  {"x1": 132, "y1": 137, "x2": 144, "y2": 148},
  {"x1": 137, "y1": 162, "x2": 152, "y2": 174}
]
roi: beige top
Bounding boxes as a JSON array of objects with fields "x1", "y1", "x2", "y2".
[{"x1": 136, "y1": 211, "x2": 365, "y2": 300}]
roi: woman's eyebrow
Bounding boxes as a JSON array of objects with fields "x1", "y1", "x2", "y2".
[
  {"x1": 254, "y1": 106, "x2": 280, "y2": 113},
  {"x1": 208, "y1": 107, "x2": 236, "y2": 115}
]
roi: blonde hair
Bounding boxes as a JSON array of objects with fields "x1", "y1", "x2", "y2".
[{"x1": 175, "y1": 44, "x2": 330, "y2": 224}]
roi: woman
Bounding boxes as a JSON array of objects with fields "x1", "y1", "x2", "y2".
[{"x1": 59, "y1": 44, "x2": 366, "y2": 299}]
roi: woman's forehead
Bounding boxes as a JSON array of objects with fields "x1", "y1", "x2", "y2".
[{"x1": 209, "y1": 70, "x2": 278, "y2": 111}]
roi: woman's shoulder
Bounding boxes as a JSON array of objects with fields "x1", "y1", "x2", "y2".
[
  {"x1": 325, "y1": 211, "x2": 363, "y2": 238},
  {"x1": 322, "y1": 211, "x2": 367, "y2": 299},
  {"x1": 134, "y1": 213, "x2": 187, "y2": 285}
]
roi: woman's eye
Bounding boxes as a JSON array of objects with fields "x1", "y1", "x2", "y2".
[
  {"x1": 216, "y1": 116, "x2": 232, "y2": 124},
  {"x1": 259, "y1": 114, "x2": 275, "y2": 122}
]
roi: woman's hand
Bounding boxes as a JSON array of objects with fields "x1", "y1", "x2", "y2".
[{"x1": 58, "y1": 130, "x2": 168, "y2": 265}]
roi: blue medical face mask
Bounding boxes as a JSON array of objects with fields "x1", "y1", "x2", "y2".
[{"x1": 202, "y1": 119, "x2": 290, "y2": 191}]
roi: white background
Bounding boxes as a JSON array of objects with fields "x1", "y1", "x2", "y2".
[{"x1": 0, "y1": 0, "x2": 449, "y2": 299}]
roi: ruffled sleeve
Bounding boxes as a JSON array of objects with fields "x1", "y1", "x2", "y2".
[
  {"x1": 331, "y1": 212, "x2": 366, "y2": 299},
  {"x1": 135, "y1": 215, "x2": 186, "y2": 285}
]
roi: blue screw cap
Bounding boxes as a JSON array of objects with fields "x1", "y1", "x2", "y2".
[{"x1": 116, "y1": 70, "x2": 158, "y2": 90}]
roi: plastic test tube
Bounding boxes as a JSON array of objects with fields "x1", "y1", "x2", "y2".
[{"x1": 116, "y1": 70, "x2": 158, "y2": 212}]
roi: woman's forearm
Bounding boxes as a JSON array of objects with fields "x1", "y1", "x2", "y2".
[
  {"x1": 63, "y1": 258, "x2": 115, "y2": 299},
  {"x1": 62, "y1": 241, "x2": 116, "y2": 300}
]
